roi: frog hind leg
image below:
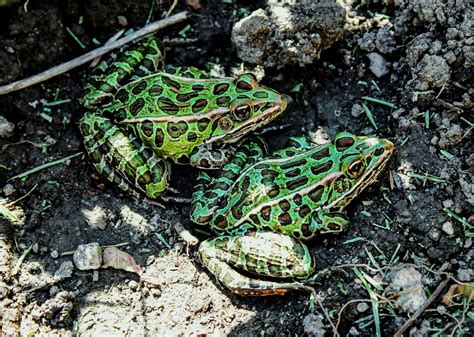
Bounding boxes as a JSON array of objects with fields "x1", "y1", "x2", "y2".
[
  {"x1": 199, "y1": 230, "x2": 315, "y2": 296},
  {"x1": 191, "y1": 138, "x2": 267, "y2": 226},
  {"x1": 83, "y1": 37, "x2": 165, "y2": 108},
  {"x1": 295, "y1": 209, "x2": 349, "y2": 240},
  {"x1": 80, "y1": 112, "x2": 170, "y2": 200},
  {"x1": 190, "y1": 136, "x2": 267, "y2": 170}
]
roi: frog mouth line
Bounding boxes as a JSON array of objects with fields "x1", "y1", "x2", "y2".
[{"x1": 210, "y1": 98, "x2": 287, "y2": 144}]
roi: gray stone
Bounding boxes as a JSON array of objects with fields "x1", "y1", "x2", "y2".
[
  {"x1": 388, "y1": 266, "x2": 427, "y2": 313},
  {"x1": 73, "y1": 243, "x2": 102, "y2": 270},
  {"x1": 232, "y1": 3, "x2": 346, "y2": 68},
  {"x1": 0, "y1": 116, "x2": 14, "y2": 138},
  {"x1": 367, "y1": 52, "x2": 389, "y2": 77},
  {"x1": 303, "y1": 313, "x2": 326, "y2": 337},
  {"x1": 441, "y1": 221, "x2": 454, "y2": 236},
  {"x1": 356, "y1": 302, "x2": 369, "y2": 313}
]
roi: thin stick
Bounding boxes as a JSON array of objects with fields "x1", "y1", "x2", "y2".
[
  {"x1": 393, "y1": 279, "x2": 450, "y2": 337},
  {"x1": 0, "y1": 11, "x2": 188, "y2": 96}
]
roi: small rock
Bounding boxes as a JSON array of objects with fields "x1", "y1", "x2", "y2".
[
  {"x1": 32, "y1": 242, "x2": 39, "y2": 254},
  {"x1": 82, "y1": 206, "x2": 108, "y2": 230},
  {"x1": 303, "y1": 313, "x2": 325, "y2": 337},
  {"x1": 457, "y1": 269, "x2": 473, "y2": 282},
  {"x1": 388, "y1": 267, "x2": 427, "y2": 313},
  {"x1": 348, "y1": 327, "x2": 360, "y2": 336},
  {"x1": 366, "y1": 52, "x2": 389, "y2": 77},
  {"x1": 49, "y1": 285, "x2": 60, "y2": 296},
  {"x1": 129, "y1": 280, "x2": 139, "y2": 290},
  {"x1": 2, "y1": 184, "x2": 15, "y2": 196},
  {"x1": 54, "y1": 261, "x2": 74, "y2": 280},
  {"x1": 442, "y1": 221, "x2": 454, "y2": 236},
  {"x1": 73, "y1": 242, "x2": 102, "y2": 270},
  {"x1": 92, "y1": 270, "x2": 99, "y2": 282},
  {"x1": 50, "y1": 250, "x2": 59, "y2": 259},
  {"x1": 0, "y1": 116, "x2": 14, "y2": 138},
  {"x1": 351, "y1": 103, "x2": 364, "y2": 118},
  {"x1": 356, "y1": 302, "x2": 369, "y2": 313},
  {"x1": 413, "y1": 54, "x2": 451, "y2": 89},
  {"x1": 442, "y1": 200, "x2": 454, "y2": 208}
]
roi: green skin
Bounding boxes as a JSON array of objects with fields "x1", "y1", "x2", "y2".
[
  {"x1": 191, "y1": 132, "x2": 394, "y2": 296},
  {"x1": 79, "y1": 37, "x2": 287, "y2": 199}
]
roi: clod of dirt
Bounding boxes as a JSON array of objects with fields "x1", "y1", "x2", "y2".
[
  {"x1": 437, "y1": 118, "x2": 463, "y2": 148},
  {"x1": 358, "y1": 27, "x2": 396, "y2": 54},
  {"x1": 54, "y1": 261, "x2": 74, "y2": 281},
  {"x1": 397, "y1": 0, "x2": 473, "y2": 90},
  {"x1": 231, "y1": 2, "x2": 346, "y2": 67},
  {"x1": 82, "y1": 205, "x2": 109, "y2": 230},
  {"x1": 411, "y1": 54, "x2": 451, "y2": 90},
  {"x1": 31, "y1": 291, "x2": 75, "y2": 327},
  {"x1": 366, "y1": 52, "x2": 390, "y2": 78},
  {"x1": 0, "y1": 116, "x2": 14, "y2": 138},
  {"x1": 387, "y1": 266, "x2": 427, "y2": 313},
  {"x1": 302, "y1": 313, "x2": 325, "y2": 337},
  {"x1": 73, "y1": 242, "x2": 102, "y2": 270}
]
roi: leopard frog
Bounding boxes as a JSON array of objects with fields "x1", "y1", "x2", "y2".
[
  {"x1": 191, "y1": 132, "x2": 394, "y2": 295},
  {"x1": 79, "y1": 37, "x2": 287, "y2": 199}
]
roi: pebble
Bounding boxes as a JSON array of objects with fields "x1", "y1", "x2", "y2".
[
  {"x1": 83, "y1": 205, "x2": 108, "y2": 230},
  {"x1": 442, "y1": 199, "x2": 454, "y2": 208},
  {"x1": 366, "y1": 52, "x2": 389, "y2": 77},
  {"x1": 388, "y1": 266, "x2": 427, "y2": 313},
  {"x1": 73, "y1": 242, "x2": 102, "y2": 270},
  {"x1": 0, "y1": 116, "x2": 14, "y2": 138},
  {"x1": 54, "y1": 261, "x2": 74, "y2": 280},
  {"x1": 302, "y1": 313, "x2": 325, "y2": 337},
  {"x1": 356, "y1": 302, "x2": 369, "y2": 313},
  {"x1": 50, "y1": 250, "x2": 59, "y2": 259},
  {"x1": 442, "y1": 221, "x2": 454, "y2": 236},
  {"x1": 457, "y1": 269, "x2": 473, "y2": 282},
  {"x1": 351, "y1": 103, "x2": 364, "y2": 118},
  {"x1": 2, "y1": 184, "x2": 15, "y2": 196}
]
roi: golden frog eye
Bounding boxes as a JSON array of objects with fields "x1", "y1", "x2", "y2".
[
  {"x1": 347, "y1": 159, "x2": 366, "y2": 178},
  {"x1": 233, "y1": 104, "x2": 252, "y2": 121}
]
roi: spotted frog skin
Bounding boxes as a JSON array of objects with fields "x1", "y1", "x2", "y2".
[
  {"x1": 79, "y1": 37, "x2": 287, "y2": 199},
  {"x1": 191, "y1": 132, "x2": 394, "y2": 295}
]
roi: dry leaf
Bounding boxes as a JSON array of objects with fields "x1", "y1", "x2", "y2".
[
  {"x1": 102, "y1": 247, "x2": 143, "y2": 275},
  {"x1": 186, "y1": 0, "x2": 201, "y2": 10},
  {"x1": 442, "y1": 283, "x2": 474, "y2": 306}
]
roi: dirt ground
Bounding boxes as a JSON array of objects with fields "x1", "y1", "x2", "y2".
[{"x1": 0, "y1": 0, "x2": 473, "y2": 336}]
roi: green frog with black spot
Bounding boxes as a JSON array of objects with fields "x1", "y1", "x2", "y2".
[
  {"x1": 191, "y1": 132, "x2": 394, "y2": 295},
  {"x1": 79, "y1": 37, "x2": 287, "y2": 199}
]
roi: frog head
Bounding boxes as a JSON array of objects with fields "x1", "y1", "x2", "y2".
[
  {"x1": 206, "y1": 73, "x2": 287, "y2": 144},
  {"x1": 325, "y1": 132, "x2": 394, "y2": 210}
]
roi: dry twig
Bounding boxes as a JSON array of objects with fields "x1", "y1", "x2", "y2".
[{"x1": 0, "y1": 11, "x2": 188, "y2": 95}]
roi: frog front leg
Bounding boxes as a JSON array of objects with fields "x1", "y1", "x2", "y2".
[
  {"x1": 199, "y1": 230, "x2": 315, "y2": 296},
  {"x1": 80, "y1": 112, "x2": 171, "y2": 199},
  {"x1": 191, "y1": 138, "x2": 267, "y2": 226},
  {"x1": 294, "y1": 209, "x2": 349, "y2": 240}
]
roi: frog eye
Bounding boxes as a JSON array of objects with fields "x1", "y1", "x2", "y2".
[
  {"x1": 233, "y1": 104, "x2": 252, "y2": 121},
  {"x1": 347, "y1": 159, "x2": 366, "y2": 178}
]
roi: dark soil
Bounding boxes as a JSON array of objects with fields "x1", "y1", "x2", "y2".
[{"x1": 0, "y1": 1, "x2": 472, "y2": 336}]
